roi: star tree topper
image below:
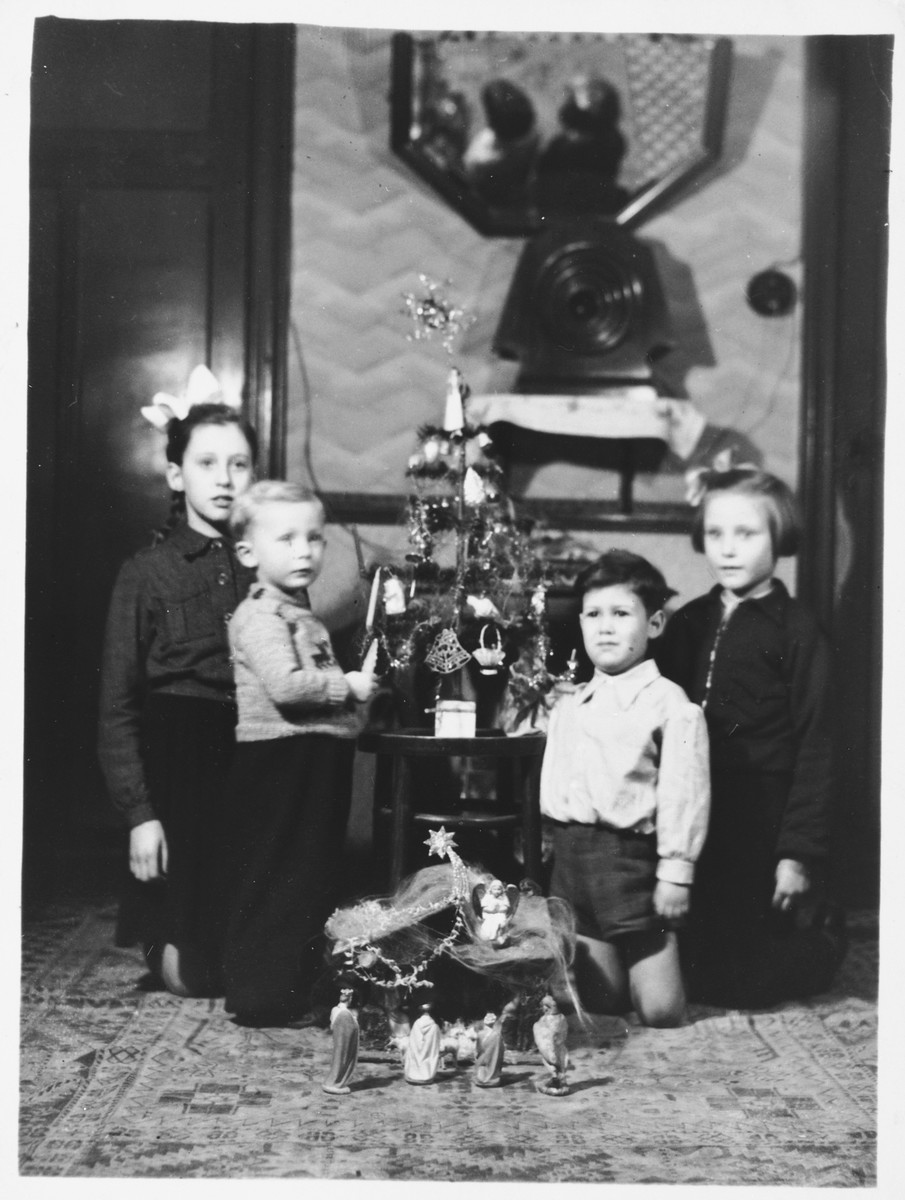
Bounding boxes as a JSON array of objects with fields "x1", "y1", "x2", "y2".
[{"x1": 401, "y1": 275, "x2": 475, "y2": 355}]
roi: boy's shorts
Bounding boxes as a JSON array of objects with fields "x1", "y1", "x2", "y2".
[{"x1": 549, "y1": 822, "x2": 662, "y2": 943}]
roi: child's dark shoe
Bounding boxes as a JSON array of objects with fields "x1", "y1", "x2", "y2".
[
  {"x1": 232, "y1": 1008, "x2": 298, "y2": 1029},
  {"x1": 135, "y1": 971, "x2": 167, "y2": 993},
  {"x1": 284, "y1": 1006, "x2": 331, "y2": 1030},
  {"x1": 233, "y1": 1005, "x2": 331, "y2": 1030}
]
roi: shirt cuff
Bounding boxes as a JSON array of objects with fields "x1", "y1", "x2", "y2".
[
  {"x1": 127, "y1": 801, "x2": 157, "y2": 829},
  {"x1": 656, "y1": 858, "x2": 695, "y2": 886},
  {"x1": 325, "y1": 673, "x2": 353, "y2": 706}
]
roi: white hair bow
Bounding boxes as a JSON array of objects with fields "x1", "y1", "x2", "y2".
[
  {"x1": 684, "y1": 449, "x2": 759, "y2": 506},
  {"x1": 140, "y1": 364, "x2": 232, "y2": 430}
]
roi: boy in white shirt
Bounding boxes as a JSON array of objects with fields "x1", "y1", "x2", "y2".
[{"x1": 541, "y1": 550, "x2": 710, "y2": 1026}]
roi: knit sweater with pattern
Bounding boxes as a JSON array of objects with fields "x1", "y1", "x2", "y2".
[{"x1": 229, "y1": 582, "x2": 362, "y2": 742}]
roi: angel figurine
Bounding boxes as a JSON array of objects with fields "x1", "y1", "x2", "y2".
[
  {"x1": 532, "y1": 994, "x2": 571, "y2": 1096},
  {"x1": 472, "y1": 878, "x2": 519, "y2": 947}
]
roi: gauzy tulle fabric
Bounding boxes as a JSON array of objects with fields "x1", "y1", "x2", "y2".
[{"x1": 324, "y1": 862, "x2": 578, "y2": 1006}]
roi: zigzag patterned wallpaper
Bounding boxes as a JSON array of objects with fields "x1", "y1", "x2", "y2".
[
  {"x1": 288, "y1": 27, "x2": 525, "y2": 497},
  {"x1": 287, "y1": 27, "x2": 802, "y2": 622}
]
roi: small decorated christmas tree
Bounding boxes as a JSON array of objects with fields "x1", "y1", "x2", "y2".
[{"x1": 365, "y1": 277, "x2": 576, "y2": 733}]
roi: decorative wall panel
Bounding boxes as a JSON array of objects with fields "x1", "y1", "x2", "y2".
[{"x1": 289, "y1": 28, "x2": 801, "y2": 510}]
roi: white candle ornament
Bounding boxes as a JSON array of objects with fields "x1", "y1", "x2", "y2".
[
  {"x1": 365, "y1": 568, "x2": 381, "y2": 630},
  {"x1": 383, "y1": 575, "x2": 407, "y2": 616},
  {"x1": 443, "y1": 368, "x2": 465, "y2": 432},
  {"x1": 463, "y1": 467, "x2": 485, "y2": 507}
]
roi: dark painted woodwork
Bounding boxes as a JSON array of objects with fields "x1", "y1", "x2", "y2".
[
  {"x1": 321, "y1": 491, "x2": 692, "y2": 533},
  {"x1": 801, "y1": 36, "x2": 890, "y2": 906},
  {"x1": 25, "y1": 18, "x2": 294, "y2": 886}
]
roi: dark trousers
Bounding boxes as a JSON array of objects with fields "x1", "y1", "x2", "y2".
[
  {"x1": 219, "y1": 734, "x2": 355, "y2": 1019},
  {"x1": 115, "y1": 694, "x2": 238, "y2": 989}
]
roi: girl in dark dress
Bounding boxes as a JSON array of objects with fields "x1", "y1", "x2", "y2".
[
  {"x1": 98, "y1": 398, "x2": 257, "y2": 996},
  {"x1": 655, "y1": 468, "x2": 847, "y2": 1007}
]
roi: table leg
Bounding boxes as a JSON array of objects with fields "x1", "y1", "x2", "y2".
[
  {"x1": 390, "y1": 755, "x2": 411, "y2": 890},
  {"x1": 372, "y1": 752, "x2": 392, "y2": 859},
  {"x1": 519, "y1": 757, "x2": 543, "y2": 885}
]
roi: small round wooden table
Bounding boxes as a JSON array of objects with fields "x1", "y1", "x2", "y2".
[{"x1": 357, "y1": 729, "x2": 547, "y2": 888}]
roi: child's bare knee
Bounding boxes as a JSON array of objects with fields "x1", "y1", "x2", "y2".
[
  {"x1": 574, "y1": 936, "x2": 630, "y2": 1013},
  {"x1": 636, "y1": 997, "x2": 686, "y2": 1027}
]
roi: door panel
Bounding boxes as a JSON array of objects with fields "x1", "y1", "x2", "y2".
[{"x1": 25, "y1": 19, "x2": 293, "y2": 886}]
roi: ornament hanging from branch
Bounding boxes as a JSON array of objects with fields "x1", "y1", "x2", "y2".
[
  {"x1": 462, "y1": 466, "x2": 487, "y2": 507},
  {"x1": 425, "y1": 627, "x2": 472, "y2": 674},
  {"x1": 382, "y1": 572, "x2": 407, "y2": 616},
  {"x1": 473, "y1": 624, "x2": 506, "y2": 675}
]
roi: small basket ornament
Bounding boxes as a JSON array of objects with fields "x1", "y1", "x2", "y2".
[{"x1": 472, "y1": 624, "x2": 506, "y2": 675}]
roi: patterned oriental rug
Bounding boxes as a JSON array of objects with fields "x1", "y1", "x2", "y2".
[{"x1": 20, "y1": 901, "x2": 877, "y2": 1184}]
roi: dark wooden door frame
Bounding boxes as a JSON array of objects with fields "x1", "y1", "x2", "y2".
[
  {"x1": 244, "y1": 24, "x2": 294, "y2": 478},
  {"x1": 204, "y1": 21, "x2": 295, "y2": 477},
  {"x1": 799, "y1": 34, "x2": 890, "y2": 903}
]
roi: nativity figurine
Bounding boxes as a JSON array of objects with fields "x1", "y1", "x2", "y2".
[
  {"x1": 473, "y1": 1011, "x2": 505, "y2": 1088},
  {"x1": 532, "y1": 994, "x2": 571, "y2": 1096},
  {"x1": 473, "y1": 878, "x2": 519, "y2": 947},
  {"x1": 403, "y1": 1003, "x2": 442, "y2": 1084},
  {"x1": 322, "y1": 988, "x2": 359, "y2": 1096}
]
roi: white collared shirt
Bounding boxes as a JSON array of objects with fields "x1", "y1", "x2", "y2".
[{"x1": 540, "y1": 658, "x2": 710, "y2": 885}]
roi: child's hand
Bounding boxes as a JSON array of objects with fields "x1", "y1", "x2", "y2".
[
  {"x1": 345, "y1": 641, "x2": 379, "y2": 703},
  {"x1": 129, "y1": 819, "x2": 168, "y2": 882},
  {"x1": 361, "y1": 638, "x2": 379, "y2": 676},
  {"x1": 772, "y1": 858, "x2": 811, "y2": 911},
  {"x1": 653, "y1": 880, "x2": 690, "y2": 924},
  {"x1": 345, "y1": 670, "x2": 377, "y2": 702}
]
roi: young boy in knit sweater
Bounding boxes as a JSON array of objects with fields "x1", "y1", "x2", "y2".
[{"x1": 218, "y1": 481, "x2": 377, "y2": 1026}]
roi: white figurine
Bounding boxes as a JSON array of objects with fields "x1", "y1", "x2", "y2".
[
  {"x1": 404, "y1": 1003, "x2": 442, "y2": 1085},
  {"x1": 532, "y1": 995, "x2": 570, "y2": 1096},
  {"x1": 474, "y1": 1012, "x2": 505, "y2": 1088},
  {"x1": 473, "y1": 878, "x2": 519, "y2": 946},
  {"x1": 322, "y1": 988, "x2": 359, "y2": 1096}
]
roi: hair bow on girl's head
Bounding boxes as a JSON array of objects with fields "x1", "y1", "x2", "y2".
[
  {"x1": 140, "y1": 364, "x2": 231, "y2": 430},
  {"x1": 684, "y1": 466, "x2": 717, "y2": 507},
  {"x1": 684, "y1": 449, "x2": 759, "y2": 506}
]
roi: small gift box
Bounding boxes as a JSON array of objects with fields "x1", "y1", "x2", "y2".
[{"x1": 434, "y1": 699, "x2": 476, "y2": 738}]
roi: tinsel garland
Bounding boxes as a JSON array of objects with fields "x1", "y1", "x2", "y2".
[{"x1": 328, "y1": 828, "x2": 471, "y2": 991}]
